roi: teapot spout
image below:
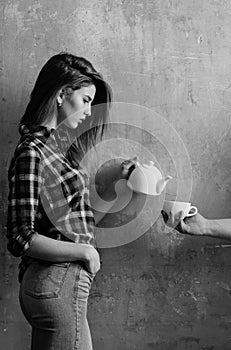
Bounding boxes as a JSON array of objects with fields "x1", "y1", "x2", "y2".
[{"x1": 156, "y1": 176, "x2": 173, "y2": 194}]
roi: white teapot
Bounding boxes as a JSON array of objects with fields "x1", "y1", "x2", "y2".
[{"x1": 127, "y1": 161, "x2": 172, "y2": 196}]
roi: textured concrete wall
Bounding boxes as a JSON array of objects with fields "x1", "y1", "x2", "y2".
[{"x1": 1, "y1": 0, "x2": 231, "y2": 349}]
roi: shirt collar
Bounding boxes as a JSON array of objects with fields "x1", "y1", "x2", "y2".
[
  {"x1": 19, "y1": 124, "x2": 54, "y2": 139},
  {"x1": 18, "y1": 124, "x2": 81, "y2": 166}
]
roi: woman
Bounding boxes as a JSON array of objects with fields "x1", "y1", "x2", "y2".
[{"x1": 6, "y1": 52, "x2": 135, "y2": 350}]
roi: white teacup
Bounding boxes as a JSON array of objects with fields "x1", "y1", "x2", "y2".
[{"x1": 163, "y1": 200, "x2": 198, "y2": 219}]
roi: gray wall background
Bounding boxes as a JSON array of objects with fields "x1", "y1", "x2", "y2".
[{"x1": 1, "y1": 0, "x2": 231, "y2": 349}]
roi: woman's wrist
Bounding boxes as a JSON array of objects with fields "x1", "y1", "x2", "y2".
[
  {"x1": 95, "y1": 162, "x2": 122, "y2": 185},
  {"x1": 76, "y1": 244, "x2": 94, "y2": 261},
  {"x1": 99, "y1": 181, "x2": 117, "y2": 201}
]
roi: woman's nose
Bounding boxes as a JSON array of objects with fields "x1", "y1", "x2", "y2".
[{"x1": 85, "y1": 104, "x2": 91, "y2": 117}]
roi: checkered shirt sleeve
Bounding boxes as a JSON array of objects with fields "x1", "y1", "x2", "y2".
[{"x1": 6, "y1": 146, "x2": 42, "y2": 256}]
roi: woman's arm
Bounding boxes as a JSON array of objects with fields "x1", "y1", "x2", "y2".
[
  {"x1": 92, "y1": 180, "x2": 133, "y2": 224},
  {"x1": 25, "y1": 234, "x2": 100, "y2": 274},
  {"x1": 91, "y1": 158, "x2": 137, "y2": 224},
  {"x1": 91, "y1": 181, "x2": 117, "y2": 225}
]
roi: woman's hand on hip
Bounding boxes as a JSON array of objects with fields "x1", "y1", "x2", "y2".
[{"x1": 79, "y1": 244, "x2": 101, "y2": 274}]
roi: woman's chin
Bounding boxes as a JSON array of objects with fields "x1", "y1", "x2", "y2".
[
  {"x1": 63, "y1": 121, "x2": 79, "y2": 129},
  {"x1": 63, "y1": 118, "x2": 84, "y2": 129}
]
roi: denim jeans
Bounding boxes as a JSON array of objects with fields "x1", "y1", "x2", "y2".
[{"x1": 19, "y1": 260, "x2": 95, "y2": 350}]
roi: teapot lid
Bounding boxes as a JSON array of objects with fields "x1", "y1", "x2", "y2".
[{"x1": 141, "y1": 161, "x2": 155, "y2": 168}]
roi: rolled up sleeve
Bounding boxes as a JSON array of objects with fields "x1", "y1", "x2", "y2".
[{"x1": 6, "y1": 146, "x2": 43, "y2": 257}]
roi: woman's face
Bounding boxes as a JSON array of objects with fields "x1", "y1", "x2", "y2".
[{"x1": 58, "y1": 84, "x2": 96, "y2": 129}]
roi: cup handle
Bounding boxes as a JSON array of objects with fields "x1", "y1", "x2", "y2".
[{"x1": 186, "y1": 206, "x2": 198, "y2": 217}]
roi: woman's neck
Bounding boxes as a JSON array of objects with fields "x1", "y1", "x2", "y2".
[{"x1": 41, "y1": 117, "x2": 57, "y2": 130}]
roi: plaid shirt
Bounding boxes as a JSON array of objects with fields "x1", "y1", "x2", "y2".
[{"x1": 6, "y1": 124, "x2": 95, "y2": 280}]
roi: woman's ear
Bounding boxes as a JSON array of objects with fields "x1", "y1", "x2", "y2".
[
  {"x1": 57, "y1": 89, "x2": 65, "y2": 106},
  {"x1": 57, "y1": 95, "x2": 62, "y2": 106}
]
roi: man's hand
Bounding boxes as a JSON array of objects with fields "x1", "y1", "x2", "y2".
[{"x1": 161, "y1": 210, "x2": 209, "y2": 236}]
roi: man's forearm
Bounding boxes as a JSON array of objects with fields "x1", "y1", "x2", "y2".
[{"x1": 205, "y1": 219, "x2": 231, "y2": 239}]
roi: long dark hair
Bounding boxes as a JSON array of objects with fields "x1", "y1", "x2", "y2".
[{"x1": 20, "y1": 52, "x2": 112, "y2": 161}]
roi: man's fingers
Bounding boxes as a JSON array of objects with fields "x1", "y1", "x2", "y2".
[
  {"x1": 176, "y1": 219, "x2": 184, "y2": 233},
  {"x1": 177, "y1": 217, "x2": 189, "y2": 234},
  {"x1": 169, "y1": 211, "x2": 175, "y2": 226},
  {"x1": 179, "y1": 210, "x2": 185, "y2": 220},
  {"x1": 161, "y1": 210, "x2": 169, "y2": 223}
]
